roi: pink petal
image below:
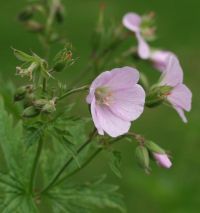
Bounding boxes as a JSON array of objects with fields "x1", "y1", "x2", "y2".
[
  {"x1": 136, "y1": 33, "x2": 150, "y2": 59},
  {"x1": 168, "y1": 84, "x2": 192, "y2": 112},
  {"x1": 122, "y1": 12, "x2": 141, "y2": 33},
  {"x1": 91, "y1": 98, "x2": 104, "y2": 135},
  {"x1": 167, "y1": 84, "x2": 192, "y2": 123},
  {"x1": 110, "y1": 85, "x2": 145, "y2": 121},
  {"x1": 173, "y1": 106, "x2": 188, "y2": 123},
  {"x1": 86, "y1": 71, "x2": 111, "y2": 104},
  {"x1": 150, "y1": 50, "x2": 172, "y2": 72},
  {"x1": 153, "y1": 153, "x2": 172, "y2": 169},
  {"x1": 95, "y1": 104, "x2": 131, "y2": 137},
  {"x1": 160, "y1": 54, "x2": 183, "y2": 87},
  {"x1": 105, "y1": 67, "x2": 140, "y2": 90}
]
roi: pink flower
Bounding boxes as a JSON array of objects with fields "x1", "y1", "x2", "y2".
[
  {"x1": 149, "y1": 50, "x2": 172, "y2": 72},
  {"x1": 86, "y1": 67, "x2": 145, "y2": 137},
  {"x1": 153, "y1": 153, "x2": 172, "y2": 169},
  {"x1": 159, "y1": 54, "x2": 192, "y2": 122},
  {"x1": 123, "y1": 12, "x2": 150, "y2": 59}
]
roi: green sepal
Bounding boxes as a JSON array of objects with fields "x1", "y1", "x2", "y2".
[{"x1": 145, "y1": 141, "x2": 165, "y2": 154}]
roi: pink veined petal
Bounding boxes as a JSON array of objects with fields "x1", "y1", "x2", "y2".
[
  {"x1": 110, "y1": 84, "x2": 145, "y2": 121},
  {"x1": 122, "y1": 12, "x2": 141, "y2": 33},
  {"x1": 95, "y1": 104, "x2": 131, "y2": 137},
  {"x1": 160, "y1": 54, "x2": 183, "y2": 87},
  {"x1": 86, "y1": 71, "x2": 111, "y2": 104},
  {"x1": 91, "y1": 98, "x2": 104, "y2": 135},
  {"x1": 136, "y1": 33, "x2": 150, "y2": 59},
  {"x1": 105, "y1": 67, "x2": 140, "y2": 90},
  {"x1": 149, "y1": 50, "x2": 171, "y2": 72},
  {"x1": 167, "y1": 84, "x2": 192, "y2": 112}
]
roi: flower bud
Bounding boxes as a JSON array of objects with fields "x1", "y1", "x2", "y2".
[
  {"x1": 18, "y1": 6, "x2": 34, "y2": 22},
  {"x1": 23, "y1": 93, "x2": 35, "y2": 108},
  {"x1": 41, "y1": 100, "x2": 56, "y2": 114},
  {"x1": 135, "y1": 146, "x2": 150, "y2": 173},
  {"x1": 22, "y1": 106, "x2": 40, "y2": 118},
  {"x1": 153, "y1": 153, "x2": 172, "y2": 169},
  {"x1": 34, "y1": 99, "x2": 49, "y2": 110},
  {"x1": 14, "y1": 85, "x2": 33, "y2": 102},
  {"x1": 55, "y1": 4, "x2": 65, "y2": 23},
  {"x1": 34, "y1": 99, "x2": 56, "y2": 114}
]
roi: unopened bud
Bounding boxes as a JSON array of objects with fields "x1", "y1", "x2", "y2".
[
  {"x1": 41, "y1": 99, "x2": 56, "y2": 113},
  {"x1": 34, "y1": 99, "x2": 48, "y2": 110},
  {"x1": 55, "y1": 4, "x2": 65, "y2": 23},
  {"x1": 18, "y1": 6, "x2": 34, "y2": 22},
  {"x1": 23, "y1": 93, "x2": 35, "y2": 108},
  {"x1": 22, "y1": 106, "x2": 40, "y2": 118},
  {"x1": 14, "y1": 85, "x2": 33, "y2": 102},
  {"x1": 153, "y1": 153, "x2": 172, "y2": 169},
  {"x1": 135, "y1": 146, "x2": 150, "y2": 173}
]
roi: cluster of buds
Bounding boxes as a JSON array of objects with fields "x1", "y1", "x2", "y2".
[
  {"x1": 22, "y1": 98, "x2": 57, "y2": 118},
  {"x1": 18, "y1": 0, "x2": 65, "y2": 38},
  {"x1": 136, "y1": 140, "x2": 172, "y2": 173}
]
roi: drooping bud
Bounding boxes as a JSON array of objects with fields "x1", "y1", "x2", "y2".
[
  {"x1": 135, "y1": 146, "x2": 150, "y2": 173},
  {"x1": 14, "y1": 85, "x2": 33, "y2": 102},
  {"x1": 55, "y1": 2, "x2": 65, "y2": 23},
  {"x1": 145, "y1": 85, "x2": 173, "y2": 108},
  {"x1": 152, "y1": 153, "x2": 172, "y2": 169},
  {"x1": 22, "y1": 106, "x2": 40, "y2": 118},
  {"x1": 18, "y1": 6, "x2": 34, "y2": 22}
]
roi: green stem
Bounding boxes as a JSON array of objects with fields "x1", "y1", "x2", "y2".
[
  {"x1": 29, "y1": 137, "x2": 44, "y2": 194},
  {"x1": 57, "y1": 85, "x2": 89, "y2": 101},
  {"x1": 41, "y1": 129, "x2": 96, "y2": 194},
  {"x1": 48, "y1": 135, "x2": 126, "y2": 188}
]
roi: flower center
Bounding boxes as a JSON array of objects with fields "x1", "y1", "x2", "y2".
[{"x1": 95, "y1": 87, "x2": 113, "y2": 106}]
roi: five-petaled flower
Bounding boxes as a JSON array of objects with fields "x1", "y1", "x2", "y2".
[
  {"x1": 86, "y1": 67, "x2": 145, "y2": 137},
  {"x1": 159, "y1": 54, "x2": 192, "y2": 122},
  {"x1": 153, "y1": 153, "x2": 172, "y2": 169}
]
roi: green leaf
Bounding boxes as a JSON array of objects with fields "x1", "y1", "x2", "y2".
[
  {"x1": 45, "y1": 175, "x2": 126, "y2": 213},
  {"x1": 109, "y1": 150, "x2": 122, "y2": 178}
]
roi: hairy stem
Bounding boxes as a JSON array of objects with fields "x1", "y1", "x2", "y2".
[
  {"x1": 41, "y1": 129, "x2": 97, "y2": 194},
  {"x1": 29, "y1": 137, "x2": 44, "y2": 194},
  {"x1": 57, "y1": 85, "x2": 89, "y2": 101}
]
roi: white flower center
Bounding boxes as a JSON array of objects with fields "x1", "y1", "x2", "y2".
[{"x1": 95, "y1": 87, "x2": 113, "y2": 106}]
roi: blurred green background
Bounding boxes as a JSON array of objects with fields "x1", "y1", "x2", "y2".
[{"x1": 0, "y1": 0, "x2": 200, "y2": 212}]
